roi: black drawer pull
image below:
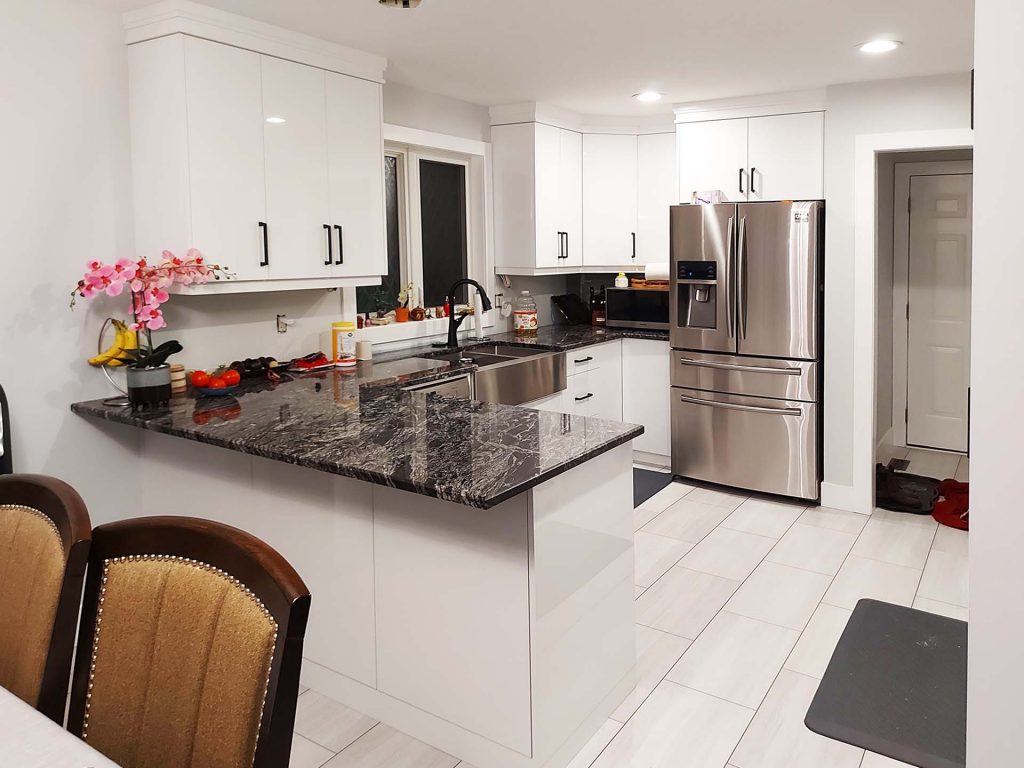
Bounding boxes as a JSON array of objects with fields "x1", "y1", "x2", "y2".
[
  {"x1": 574, "y1": 356, "x2": 594, "y2": 364},
  {"x1": 575, "y1": 393, "x2": 594, "y2": 402}
]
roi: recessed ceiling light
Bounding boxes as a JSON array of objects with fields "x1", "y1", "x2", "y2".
[
  {"x1": 634, "y1": 91, "x2": 663, "y2": 103},
  {"x1": 379, "y1": 0, "x2": 422, "y2": 7},
  {"x1": 858, "y1": 39, "x2": 903, "y2": 54},
  {"x1": 265, "y1": 116, "x2": 287, "y2": 124}
]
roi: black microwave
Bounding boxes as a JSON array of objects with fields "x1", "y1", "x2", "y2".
[{"x1": 605, "y1": 288, "x2": 670, "y2": 330}]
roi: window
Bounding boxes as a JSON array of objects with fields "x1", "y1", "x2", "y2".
[{"x1": 357, "y1": 146, "x2": 473, "y2": 316}]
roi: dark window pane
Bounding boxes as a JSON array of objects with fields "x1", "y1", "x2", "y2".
[
  {"x1": 419, "y1": 160, "x2": 468, "y2": 307},
  {"x1": 358, "y1": 155, "x2": 402, "y2": 315}
]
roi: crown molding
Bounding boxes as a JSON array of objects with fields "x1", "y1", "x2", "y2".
[
  {"x1": 490, "y1": 102, "x2": 675, "y2": 135},
  {"x1": 673, "y1": 89, "x2": 827, "y2": 123},
  {"x1": 124, "y1": 0, "x2": 388, "y2": 83}
]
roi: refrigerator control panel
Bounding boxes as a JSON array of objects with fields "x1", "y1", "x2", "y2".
[{"x1": 677, "y1": 261, "x2": 717, "y2": 281}]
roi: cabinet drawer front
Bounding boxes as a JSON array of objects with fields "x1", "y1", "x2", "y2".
[
  {"x1": 671, "y1": 387, "x2": 818, "y2": 499},
  {"x1": 671, "y1": 351, "x2": 817, "y2": 401},
  {"x1": 569, "y1": 339, "x2": 622, "y2": 375}
]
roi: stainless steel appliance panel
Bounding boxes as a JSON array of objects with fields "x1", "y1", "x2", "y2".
[
  {"x1": 606, "y1": 287, "x2": 670, "y2": 330},
  {"x1": 403, "y1": 373, "x2": 474, "y2": 399},
  {"x1": 473, "y1": 351, "x2": 567, "y2": 406},
  {"x1": 735, "y1": 201, "x2": 822, "y2": 360},
  {"x1": 671, "y1": 351, "x2": 818, "y2": 402},
  {"x1": 670, "y1": 204, "x2": 735, "y2": 353},
  {"x1": 671, "y1": 387, "x2": 819, "y2": 500}
]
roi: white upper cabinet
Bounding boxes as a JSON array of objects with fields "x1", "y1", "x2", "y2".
[
  {"x1": 677, "y1": 118, "x2": 749, "y2": 203},
  {"x1": 677, "y1": 111, "x2": 824, "y2": 203},
  {"x1": 746, "y1": 112, "x2": 824, "y2": 201},
  {"x1": 261, "y1": 56, "x2": 333, "y2": 281},
  {"x1": 636, "y1": 132, "x2": 678, "y2": 264},
  {"x1": 493, "y1": 122, "x2": 584, "y2": 271},
  {"x1": 325, "y1": 73, "x2": 386, "y2": 278},
  {"x1": 583, "y1": 134, "x2": 638, "y2": 267},
  {"x1": 127, "y1": 25, "x2": 386, "y2": 293}
]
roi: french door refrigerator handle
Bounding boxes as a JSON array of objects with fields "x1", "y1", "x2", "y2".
[
  {"x1": 725, "y1": 216, "x2": 735, "y2": 339},
  {"x1": 678, "y1": 393, "x2": 802, "y2": 416},
  {"x1": 678, "y1": 357, "x2": 801, "y2": 375},
  {"x1": 738, "y1": 216, "x2": 748, "y2": 339}
]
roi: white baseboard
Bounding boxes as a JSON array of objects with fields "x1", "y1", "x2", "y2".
[{"x1": 633, "y1": 450, "x2": 670, "y2": 468}]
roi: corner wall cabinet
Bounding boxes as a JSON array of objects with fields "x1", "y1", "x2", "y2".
[
  {"x1": 677, "y1": 111, "x2": 824, "y2": 203},
  {"x1": 128, "y1": 33, "x2": 387, "y2": 293}
]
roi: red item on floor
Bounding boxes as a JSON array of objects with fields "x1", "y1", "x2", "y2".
[{"x1": 932, "y1": 481, "x2": 969, "y2": 531}]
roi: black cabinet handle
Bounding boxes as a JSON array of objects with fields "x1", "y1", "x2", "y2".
[
  {"x1": 558, "y1": 231, "x2": 567, "y2": 260},
  {"x1": 750, "y1": 167, "x2": 757, "y2": 195},
  {"x1": 563, "y1": 232, "x2": 570, "y2": 260},
  {"x1": 334, "y1": 225, "x2": 344, "y2": 265},
  {"x1": 259, "y1": 222, "x2": 269, "y2": 267},
  {"x1": 574, "y1": 393, "x2": 594, "y2": 402},
  {"x1": 323, "y1": 224, "x2": 333, "y2": 266},
  {"x1": 739, "y1": 168, "x2": 745, "y2": 195},
  {"x1": 631, "y1": 232, "x2": 636, "y2": 259},
  {"x1": 574, "y1": 356, "x2": 593, "y2": 364}
]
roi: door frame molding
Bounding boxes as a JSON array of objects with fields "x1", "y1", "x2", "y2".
[
  {"x1": 892, "y1": 160, "x2": 973, "y2": 449},
  {"x1": 824, "y1": 127, "x2": 973, "y2": 516}
]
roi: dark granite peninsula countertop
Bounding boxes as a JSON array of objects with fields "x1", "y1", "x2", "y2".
[{"x1": 72, "y1": 353, "x2": 643, "y2": 509}]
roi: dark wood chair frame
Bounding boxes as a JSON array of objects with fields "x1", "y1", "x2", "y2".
[
  {"x1": 0, "y1": 383, "x2": 12, "y2": 475},
  {"x1": 0, "y1": 474, "x2": 91, "y2": 723},
  {"x1": 67, "y1": 516, "x2": 311, "y2": 768}
]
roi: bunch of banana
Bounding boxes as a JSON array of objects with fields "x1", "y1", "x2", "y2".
[{"x1": 88, "y1": 319, "x2": 139, "y2": 367}]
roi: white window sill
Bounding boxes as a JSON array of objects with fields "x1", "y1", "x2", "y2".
[{"x1": 353, "y1": 313, "x2": 497, "y2": 348}]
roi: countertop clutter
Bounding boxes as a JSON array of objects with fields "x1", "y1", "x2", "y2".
[{"x1": 72, "y1": 330, "x2": 651, "y2": 509}]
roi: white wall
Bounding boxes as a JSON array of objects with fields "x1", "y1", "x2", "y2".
[
  {"x1": 823, "y1": 74, "x2": 971, "y2": 495},
  {"x1": 384, "y1": 81, "x2": 492, "y2": 143},
  {"x1": 969, "y1": 1, "x2": 1021, "y2": 764}
]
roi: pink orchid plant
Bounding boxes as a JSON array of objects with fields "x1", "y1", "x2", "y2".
[{"x1": 70, "y1": 249, "x2": 232, "y2": 331}]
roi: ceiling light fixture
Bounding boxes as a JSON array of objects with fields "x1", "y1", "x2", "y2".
[
  {"x1": 265, "y1": 116, "x2": 287, "y2": 124},
  {"x1": 634, "y1": 91, "x2": 663, "y2": 103},
  {"x1": 379, "y1": 0, "x2": 422, "y2": 7},
  {"x1": 858, "y1": 39, "x2": 903, "y2": 54}
]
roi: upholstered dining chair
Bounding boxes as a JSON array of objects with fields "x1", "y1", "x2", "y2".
[
  {"x1": 67, "y1": 517, "x2": 311, "y2": 768},
  {"x1": 0, "y1": 474, "x2": 91, "y2": 722}
]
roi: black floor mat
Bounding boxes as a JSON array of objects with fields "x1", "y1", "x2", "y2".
[{"x1": 634, "y1": 468, "x2": 674, "y2": 508}]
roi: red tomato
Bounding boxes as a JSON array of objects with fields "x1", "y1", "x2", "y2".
[
  {"x1": 191, "y1": 370, "x2": 211, "y2": 387},
  {"x1": 208, "y1": 377, "x2": 227, "y2": 389},
  {"x1": 222, "y1": 369, "x2": 241, "y2": 387}
]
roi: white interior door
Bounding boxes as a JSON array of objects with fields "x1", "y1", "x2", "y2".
[
  {"x1": 676, "y1": 118, "x2": 748, "y2": 203},
  {"x1": 906, "y1": 173, "x2": 973, "y2": 452},
  {"x1": 583, "y1": 133, "x2": 638, "y2": 266}
]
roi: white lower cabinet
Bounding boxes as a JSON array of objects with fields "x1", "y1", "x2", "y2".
[
  {"x1": 524, "y1": 390, "x2": 569, "y2": 413},
  {"x1": 622, "y1": 338, "x2": 671, "y2": 459},
  {"x1": 566, "y1": 341, "x2": 623, "y2": 421}
]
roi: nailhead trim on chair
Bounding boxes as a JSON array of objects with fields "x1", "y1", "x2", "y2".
[
  {"x1": 82, "y1": 554, "x2": 280, "y2": 768},
  {"x1": 0, "y1": 504, "x2": 61, "y2": 546}
]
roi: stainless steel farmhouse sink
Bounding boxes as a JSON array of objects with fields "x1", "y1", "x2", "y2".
[{"x1": 409, "y1": 344, "x2": 567, "y2": 406}]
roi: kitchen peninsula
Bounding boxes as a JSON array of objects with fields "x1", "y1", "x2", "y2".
[{"x1": 72, "y1": 348, "x2": 641, "y2": 768}]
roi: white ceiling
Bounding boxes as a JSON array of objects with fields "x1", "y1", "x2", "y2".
[{"x1": 98, "y1": 0, "x2": 974, "y2": 116}]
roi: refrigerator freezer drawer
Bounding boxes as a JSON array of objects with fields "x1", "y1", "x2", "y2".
[
  {"x1": 671, "y1": 351, "x2": 818, "y2": 402},
  {"x1": 671, "y1": 387, "x2": 819, "y2": 500}
]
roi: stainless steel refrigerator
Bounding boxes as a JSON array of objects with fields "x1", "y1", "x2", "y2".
[{"x1": 669, "y1": 201, "x2": 824, "y2": 501}]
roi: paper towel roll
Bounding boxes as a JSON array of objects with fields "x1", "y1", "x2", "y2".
[{"x1": 645, "y1": 262, "x2": 670, "y2": 281}]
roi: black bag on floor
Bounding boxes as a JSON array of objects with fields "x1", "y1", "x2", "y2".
[{"x1": 875, "y1": 463, "x2": 940, "y2": 514}]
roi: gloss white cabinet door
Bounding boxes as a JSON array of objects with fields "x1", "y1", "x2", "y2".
[
  {"x1": 533, "y1": 123, "x2": 564, "y2": 268},
  {"x1": 747, "y1": 111, "x2": 825, "y2": 201},
  {"x1": 558, "y1": 128, "x2": 584, "y2": 267},
  {"x1": 677, "y1": 117, "x2": 749, "y2": 203},
  {"x1": 636, "y1": 132, "x2": 678, "y2": 264},
  {"x1": 325, "y1": 72, "x2": 387, "y2": 278},
  {"x1": 183, "y1": 37, "x2": 268, "y2": 280},
  {"x1": 583, "y1": 134, "x2": 638, "y2": 267},
  {"x1": 622, "y1": 338, "x2": 671, "y2": 458},
  {"x1": 261, "y1": 56, "x2": 333, "y2": 281}
]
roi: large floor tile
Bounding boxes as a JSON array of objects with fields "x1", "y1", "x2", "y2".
[
  {"x1": 861, "y1": 751, "x2": 916, "y2": 767},
  {"x1": 593, "y1": 681, "x2": 753, "y2": 768},
  {"x1": 642, "y1": 498, "x2": 735, "y2": 544},
  {"x1": 721, "y1": 497, "x2": 806, "y2": 539},
  {"x1": 291, "y1": 733, "x2": 335, "y2": 768},
  {"x1": 635, "y1": 531, "x2": 694, "y2": 588},
  {"x1": 912, "y1": 596, "x2": 969, "y2": 621},
  {"x1": 783, "y1": 603, "x2": 852, "y2": 679},
  {"x1": 851, "y1": 512, "x2": 936, "y2": 569},
  {"x1": 686, "y1": 486, "x2": 749, "y2": 510},
  {"x1": 565, "y1": 719, "x2": 622, "y2": 768},
  {"x1": 294, "y1": 690, "x2": 379, "y2": 753},
  {"x1": 823, "y1": 556, "x2": 921, "y2": 610},
  {"x1": 637, "y1": 480, "x2": 697, "y2": 515},
  {"x1": 730, "y1": 670, "x2": 864, "y2": 768},
  {"x1": 680, "y1": 526, "x2": 776, "y2": 581},
  {"x1": 725, "y1": 562, "x2": 831, "y2": 631},
  {"x1": 666, "y1": 611, "x2": 799, "y2": 709},
  {"x1": 323, "y1": 724, "x2": 458, "y2": 768},
  {"x1": 767, "y1": 523, "x2": 857, "y2": 576},
  {"x1": 636, "y1": 566, "x2": 741, "y2": 639},
  {"x1": 905, "y1": 448, "x2": 962, "y2": 480},
  {"x1": 917, "y1": 525, "x2": 969, "y2": 607},
  {"x1": 954, "y1": 456, "x2": 970, "y2": 482},
  {"x1": 611, "y1": 625, "x2": 691, "y2": 722},
  {"x1": 797, "y1": 506, "x2": 869, "y2": 535}
]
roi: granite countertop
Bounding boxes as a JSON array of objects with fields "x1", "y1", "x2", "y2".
[
  {"x1": 71, "y1": 338, "x2": 644, "y2": 509},
  {"x1": 487, "y1": 325, "x2": 669, "y2": 350}
]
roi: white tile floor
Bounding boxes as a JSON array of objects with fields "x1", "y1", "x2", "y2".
[{"x1": 291, "y1": 464, "x2": 968, "y2": 768}]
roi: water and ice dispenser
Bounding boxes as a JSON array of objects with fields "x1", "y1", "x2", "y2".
[{"x1": 676, "y1": 261, "x2": 718, "y2": 330}]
